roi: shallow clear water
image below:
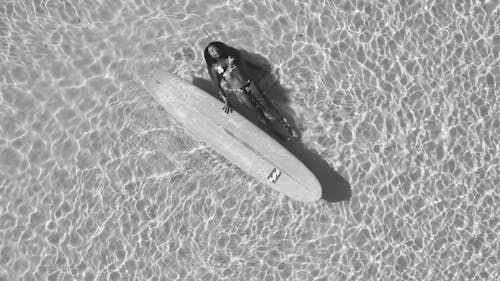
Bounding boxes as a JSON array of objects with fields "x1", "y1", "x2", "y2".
[{"x1": 1, "y1": 0, "x2": 499, "y2": 280}]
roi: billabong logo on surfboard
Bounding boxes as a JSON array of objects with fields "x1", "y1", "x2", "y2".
[{"x1": 267, "y1": 168, "x2": 282, "y2": 183}]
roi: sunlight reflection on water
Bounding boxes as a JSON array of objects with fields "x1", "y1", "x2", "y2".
[{"x1": 0, "y1": 0, "x2": 499, "y2": 280}]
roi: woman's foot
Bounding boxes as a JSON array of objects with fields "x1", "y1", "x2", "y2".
[{"x1": 280, "y1": 118, "x2": 296, "y2": 139}]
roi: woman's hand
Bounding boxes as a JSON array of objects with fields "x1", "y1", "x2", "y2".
[
  {"x1": 228, "y1": 56, "x2": 235, "y2": 66},
  {"x1": 219, "y1": 93, "x2": 233, "y2": 114},
  {"x1": 222, "y1": 99, "x2": 233, "y2": 114}
]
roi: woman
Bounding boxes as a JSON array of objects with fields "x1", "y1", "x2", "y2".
[{"x1": 203, "y1": 41, "x2": 294, "y2": 139}]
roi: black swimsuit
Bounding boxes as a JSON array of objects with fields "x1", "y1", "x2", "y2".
[{"x1": 216, "y1": 63, "x2": 264, "y2": 110}]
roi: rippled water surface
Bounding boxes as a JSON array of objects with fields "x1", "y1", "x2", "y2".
[{"x1": 1, "y1": 0, "x2": 499, "y2": 280}]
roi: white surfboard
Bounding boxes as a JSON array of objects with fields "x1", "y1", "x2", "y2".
[{"x1": 144, "y1": 68, "x2": 321, "y2": 202}]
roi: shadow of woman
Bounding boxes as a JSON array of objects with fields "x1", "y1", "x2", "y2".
[{"x1": 192, "y1": 49, "x2": 351, "y2": 202}]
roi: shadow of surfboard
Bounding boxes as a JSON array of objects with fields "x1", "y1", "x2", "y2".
[{"x1": 192, "y1": 50, "x2": 351, "y2": 202}]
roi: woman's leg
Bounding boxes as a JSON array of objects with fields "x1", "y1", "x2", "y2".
[
  {"x1": 245, "y1": 81, "x2": 278, "y2": 119},
  {"x1": 234, "y1": 89, "x2": 270, "y2": 126},
  {"x1": 245, "y1": 82, "x2": 295, "y2": 137},
  {"x1": 228, "y1": 67, "x2": 295, "y2": 138}
]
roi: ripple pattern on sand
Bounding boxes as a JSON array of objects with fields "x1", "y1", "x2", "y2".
[{"x1": 0, "y1": 0, "x2": 499, "y2": 281}]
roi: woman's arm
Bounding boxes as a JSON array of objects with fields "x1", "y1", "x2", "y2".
[
  {"x1": 225, "y1": 46, "x2": 242, "y2": 66},
  {"x1": 209, "y1": 66, "x2": 228, "y2": 101},
  {"x1": 209, "y1": 66, "x2": 232, "y2": 114}
]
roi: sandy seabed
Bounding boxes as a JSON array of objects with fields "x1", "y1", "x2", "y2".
[{"x1": 0, "y1": 0, "x2": 499, "y2": 280}]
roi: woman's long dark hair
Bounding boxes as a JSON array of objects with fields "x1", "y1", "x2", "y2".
[{"x1": 203, "y1": 41, "x2": 241, "y2": 81}]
